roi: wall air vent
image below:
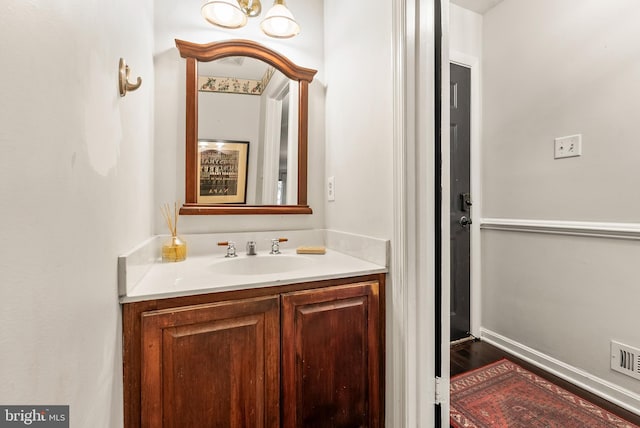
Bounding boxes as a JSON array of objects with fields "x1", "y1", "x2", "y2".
[{"x1": 610, "y1": 340, "x2": 640, "y2": 381}]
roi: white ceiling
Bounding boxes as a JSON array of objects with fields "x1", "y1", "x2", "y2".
[{"x1": 450, "y1": 0, "x2": 504, "y2": 14}]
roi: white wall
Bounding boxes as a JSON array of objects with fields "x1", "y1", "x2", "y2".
[
  {"x1": 483, "y1": 0, "x2": 640, "y2": 221},
  {"x1": 324, "y1": 0, "x2": 394, "y2": 239},
  {"x1": 482, "y1": 0, "x2": 640, "y2": 407},
  {"x1": 450, "y1": 4, "x2": 483, "y2": 60},
  {"x1": 0, "y1": 1, "x2": 154, "y2": 427},
  {"x1": 153, "y1": 0, "x2": 326, "y2": 235}
]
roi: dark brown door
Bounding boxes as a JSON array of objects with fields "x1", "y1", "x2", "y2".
[
  {"x1": 450, "y1": 62, "x2": 472, "y2": 341},
  {"x1": 140, "y1": 296, "x2": 280, "y2": 428},
  {"x1": 281, "y1": 282, "x2": 382, "y2": 428}
]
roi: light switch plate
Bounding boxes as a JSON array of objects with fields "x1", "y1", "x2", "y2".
[{"x1": 554, "y1": 134, "x2": 582, "y2": 159}]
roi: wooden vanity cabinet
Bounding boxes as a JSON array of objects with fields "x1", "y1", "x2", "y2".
[
  {"x1": 282, "y1": 281, "x2": 382, "y2": 428},
  {"x1": 123, "y1": 275, "x2": 385, "y2": 428},
  {"x1": 140, "y1": 296, "x2": 280, "y2": 428}
]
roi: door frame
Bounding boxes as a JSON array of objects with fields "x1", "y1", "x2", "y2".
[
  {"x1": 438, "y1": 1, "x2": 452, "y2": 423},
  {"x1": 390, "y1": 0, "x2": 439, "y2": 426},
  {"x1": 449, "y1": 51, "x2": 482, "y2": 338},
  {"x1": 390, "y1": 0, "x2": 479, "y2": 426}
]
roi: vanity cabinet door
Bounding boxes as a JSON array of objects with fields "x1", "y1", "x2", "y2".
[
  {"x1": 140, "y1": 295, "x2": 280, "y2": 428},
  {"x1": 281, "y1": 281, "x2": 383, "y2": 428}
]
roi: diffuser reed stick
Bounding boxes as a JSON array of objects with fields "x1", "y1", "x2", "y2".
[
  {"x1": 174, "y1": 202, "x2": 178, "y2": 236},
  {"x1": 161, "y1": 203, "x2": 179, "y2": 236}
]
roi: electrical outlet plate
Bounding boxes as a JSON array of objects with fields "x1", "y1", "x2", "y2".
[
  {"x1": 327, "y1": 176, "x2": 335, "y2": 201},
  {"x1": 554, "y1": 134, "x2": 582, "y2": 159}
]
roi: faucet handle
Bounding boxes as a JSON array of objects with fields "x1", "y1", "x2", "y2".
[
  {"x1": 217, "y1": 241, "x2": 237, "y2": 258},
  {"x1": 269, "y1": 237, "x2": 287, "y2": 254}
]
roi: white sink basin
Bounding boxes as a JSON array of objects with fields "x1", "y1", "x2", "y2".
[{"x1": 211, "y1": 255, "x2": 313, "y2": 276}]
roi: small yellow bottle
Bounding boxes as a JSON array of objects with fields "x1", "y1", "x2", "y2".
[
  {"x1": 162, "y1": 235, "x2": 187, "y2": 262},
  {"x1": 160, "y1": 202, "x2": 186, "y2": 262}
]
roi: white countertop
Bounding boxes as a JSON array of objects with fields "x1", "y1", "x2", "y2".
[
  {"x1": 118, "y1": 229, "x2": 389, "y2": 303},
  {"x1": 121, "y1": 247, "x2": 387, "y2": 303}
]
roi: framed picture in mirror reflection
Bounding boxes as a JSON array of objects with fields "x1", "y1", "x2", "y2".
[{"x1": 197, "y1": 140, "x2": 249, "y2": 204}]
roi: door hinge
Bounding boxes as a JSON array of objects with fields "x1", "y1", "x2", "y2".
[{"x1": 434, "y1": 377, "x2": 443, "y2": 405}]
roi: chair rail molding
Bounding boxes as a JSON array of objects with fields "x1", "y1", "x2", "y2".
[{"x1": 481, "y1": 218, "x2": 640, "y2": 240}]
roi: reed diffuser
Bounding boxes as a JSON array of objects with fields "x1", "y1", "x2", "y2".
[{"x1": 161, "y1": 202, "x2": 187, "y2": 262}]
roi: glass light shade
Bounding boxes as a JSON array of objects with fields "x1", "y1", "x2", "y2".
[
  {"x1": 260, "y1": 1, "x2": 300, "y2": 39},
  {"x1": 201, "y1": 0, "x2": 248, "y2": 29}
]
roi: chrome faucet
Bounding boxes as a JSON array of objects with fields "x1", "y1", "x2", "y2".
[
  {"x1": 269, "y1": 237, "x2": 288, "y2": 254},
  {"x1": 217, "y1": 241, "x2": 237, "y2": 258},
  {"x1": 246, "y1": 241, "x2": 257, "y2": 256},
  {"x1": 270, "y1": 239, "x2": 281, "y2": 254}
]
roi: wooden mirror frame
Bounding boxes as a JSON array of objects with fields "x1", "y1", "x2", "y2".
[{"x1": 175, "y1": 39, "x2": 317, "y2": 215}]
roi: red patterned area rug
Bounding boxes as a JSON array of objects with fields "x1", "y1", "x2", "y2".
[{"x1": 450, "y1": 359, "x2": 639, "y2": 428}]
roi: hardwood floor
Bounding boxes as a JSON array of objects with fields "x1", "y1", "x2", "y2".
[{"x1": 450, "y1": 339, "x2": 640, "y2": 426}]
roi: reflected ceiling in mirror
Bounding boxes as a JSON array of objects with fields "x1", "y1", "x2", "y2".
[{"x1": 175, "y1": 39, "x2": 317, "y2": 215}]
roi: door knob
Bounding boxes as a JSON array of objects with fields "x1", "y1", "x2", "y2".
[{"x1": 459, "y1": 216, "x2": 472, "y2": 227}]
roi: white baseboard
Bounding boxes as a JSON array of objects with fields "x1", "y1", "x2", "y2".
[{"x1": 480, "y1": 328, "x2": 640, "y2": 416}]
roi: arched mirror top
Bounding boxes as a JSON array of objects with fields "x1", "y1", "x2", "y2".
[
  {"x1": 175, "y1": 39, "x2": 316, "y2": 83},
  {"x1": 175, "y1": 39, "x2": 317, "y2": 215}
]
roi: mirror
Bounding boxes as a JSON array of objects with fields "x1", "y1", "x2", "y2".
[
  {"x1": 197, "y1": 58, "x2": 297, "y2": 205},
  {"x1": 175, "y1": 39, "x2": 317, "y2": 215}
]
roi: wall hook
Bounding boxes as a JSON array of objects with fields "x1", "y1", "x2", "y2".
[{"x1": 119, "y1": 58, "x2": 142, "y2": 97}]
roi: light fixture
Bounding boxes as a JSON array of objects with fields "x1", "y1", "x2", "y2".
[
  {"x1": 201, "y1": 0, "x2": 261, "y2": 29},
  {"x1": 261, "y1": 0, "x2": 300, "y2": 39},
  {"x1": 201, "y1": 0, "x2": 300, "y2": 39}
]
